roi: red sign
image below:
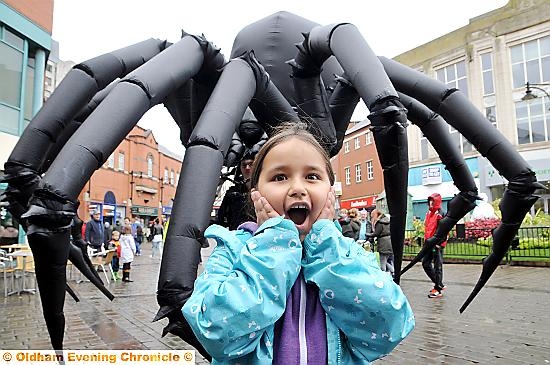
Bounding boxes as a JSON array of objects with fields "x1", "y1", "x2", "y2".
[{"x1": 339, "y1": 196, "x2": 377, "y2": 210}]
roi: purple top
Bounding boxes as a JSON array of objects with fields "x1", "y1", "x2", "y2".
[
  {"x1": 273, "y1": 276, "x2": 328, "y2": 364},
  {"x1": 238, "y1": 221, "x2": 328, "y2": 364}
]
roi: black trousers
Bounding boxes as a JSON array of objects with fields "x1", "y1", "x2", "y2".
[
  {"x1": 122, "y1": 262, "x2": 132, "y2": 280},
  {"x1": 422, "y1": 247, "x2": 444, "y2": 291}
]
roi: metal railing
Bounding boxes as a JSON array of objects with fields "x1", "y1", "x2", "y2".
[{"x1": 403, "y1": 226, "x2": 550, "y2": 263}]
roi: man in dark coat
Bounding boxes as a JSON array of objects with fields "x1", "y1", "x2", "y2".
[
  {"x1": 85, "y1": 211, "x2": 105, "y2": 252},
  {"x1": 217, "y1": 156, "x2": 256, "y2": 230}
]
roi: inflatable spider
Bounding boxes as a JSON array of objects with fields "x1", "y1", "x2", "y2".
[{"x1": 2, "y1": 11, "x2": 542, "y2": 354}]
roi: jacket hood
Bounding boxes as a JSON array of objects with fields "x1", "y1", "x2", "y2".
[
  {"x1": 428, "y1": 193, "x2": 442, "y2": 211},
  {"x1": 378, "y1": 216, "x2": 390, "y2": 224}
]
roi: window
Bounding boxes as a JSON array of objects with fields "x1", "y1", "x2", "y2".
[
  {"x1": 510, "y1": 35, "x2": 550, "y2": 89},
  {"x1": 486, "y1": 106, "x2": 497, "y2": 128},
  {"x1": 420, "y1": 134, "x2": 429, "y2": 160},
  {"x1": 354, "y1": 137, "x2": 360, "y2": 149},
  {"x1": 436, "y1": 60, "x2": 468, "y2": 97},
  {"x1": 345, "y1": 167, "x2": 351, "y2": 185},
  {"x1": 366, "y1": 160, "x2": 374, "y2": 180},
  {"x1": 147, "y1": 154, "x2": 153, "y2": 177},
  {"x1": 107, "y1": 154, "x2": 115, "y2": 168},
  {"x1": 365, "y1": 131, "x2": 372, "y2": 145},
  {"x1": 164, "y1": 168, "x2": 169, "y2": 184},
  {"x1": 170, "y1": 170, "x2": 175, "y2": 185},
  {"x1": 344, "y1": 141, "x2": 350, "y2": 153},
  {"x1": 355, "y1": 164, "x2": 362, "y2": 183},
  {"x1": 118, "y1": 152, "x2": 125, "y2": 171},
  {"x1": 24, "y1": 61, "x2": 35, "y2": 125},
  {"x1": 515, "y1": 98, "x2": 549, "y2": 144},
  {"x1": 176, "y1": 172, "x2": 180, "y2": 186},
  {"x1": 480, "y1": 53, "x2": 494, "y2": 95},
  {"x1": 436, "y1": 60, "x2": 473, "y2": 154}
]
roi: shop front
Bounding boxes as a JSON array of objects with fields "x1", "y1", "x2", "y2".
[{"x1": 130, "y1": 205, "x2": 159, "y2": 224}]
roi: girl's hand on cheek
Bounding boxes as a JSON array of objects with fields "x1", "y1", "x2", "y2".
[
  {"x1": 317, "y1": 188, "x2": 336, "y2": 222},
  {"x1": 251, "y1": 189, "x2": 280, "y2": 227}
]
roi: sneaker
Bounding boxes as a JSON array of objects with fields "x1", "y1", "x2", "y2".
[
  {"x1": 428, "y1": 290, "x2": 443, "y2": 298},
  {"x1": 441, "y1": 285, "x2": 447, "y2": 291}
]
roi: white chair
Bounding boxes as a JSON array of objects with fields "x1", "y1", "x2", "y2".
[
  {"x1": 0, "y1": 249, "x2": 16, "y2": 297},
  {"x1": 90, "y1": 250, "x2": 116, "y2": 283}
]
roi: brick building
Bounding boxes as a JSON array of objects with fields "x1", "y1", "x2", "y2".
[
  {"x1": 330, "y1": 121, "x2": 384, "y2": 211},
  {"x1": 77, "y1": 125, "x2": 183, "y2": 225}
]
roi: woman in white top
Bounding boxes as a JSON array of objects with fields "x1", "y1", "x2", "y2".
[{"x1": 120, "y1": 225, "x2": 136, "y2": 282}]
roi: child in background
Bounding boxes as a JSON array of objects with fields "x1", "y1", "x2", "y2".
[
  {"x1": 107, "y1": 230, "x2": 121, "y2": 280},
  {"x1": 120, "y1": 225, "x2": 136, "y2": 282},
  {"x1": 183, "y1": 123, "x2": 414, "y2": 364}
]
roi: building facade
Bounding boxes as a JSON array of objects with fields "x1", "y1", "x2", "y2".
[
  {"x1": 330, "y1": 121, "x2": 384, "y2": 211},
  {"x1": 78, "y1": 126, "x2": 183, "y2": 225},
  {"x1": 394, "y1": 0, "x2": 550, "y2": 218},
  {"x1": 1, "y1": 0, "x2": 54, "y2": 243},
  {"x1": 0, "y1": 0, "x2": 53, "y2": 163}
]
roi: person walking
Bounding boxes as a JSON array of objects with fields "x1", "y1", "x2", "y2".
[
  {"x1": 423, "y1": 193, "x2": 447, "y2": 298},
  {"x1": 150, "y1": 218, "x2": 164, "y2": 258},
  {"x1": 120, "y1": 225, "x2": 136, "y2": 282},
  {"x1": 369, "y1": 209, "x2": 394, "y2": 275}
]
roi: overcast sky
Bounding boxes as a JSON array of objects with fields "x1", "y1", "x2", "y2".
[{"x1": 52, "y1": 0, "x2": 509, "y2": 156}]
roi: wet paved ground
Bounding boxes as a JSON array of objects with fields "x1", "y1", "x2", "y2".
[{"x1": 2, "y1": 242, "x2": 550, "y2": 364}]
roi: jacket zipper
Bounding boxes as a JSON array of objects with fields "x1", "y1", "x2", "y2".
[{"x1": 299, "y1": 275, "x2": 308, "y2": 365}]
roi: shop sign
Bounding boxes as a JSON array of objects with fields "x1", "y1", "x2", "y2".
[
  {"x1": 162, "y1": 206, "x2": 172, "y2": 215},
  {"x1": 422, "y1": 166, "x2": 442, "y2": 185},
  {"x1": 339, "y1": 196, "x2": 377, "y2": 210},
  {"x1": 131, "y1": 206, "x2": 158, "y2": 216}
]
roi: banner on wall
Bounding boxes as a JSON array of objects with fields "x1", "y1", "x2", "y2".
[{"x1": 339, "y1": 196, "x2": 377, "y2": 210}]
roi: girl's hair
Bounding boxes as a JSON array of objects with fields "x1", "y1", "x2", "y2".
[
  {"x1": 122, "y1": 225, "x2": 132, "y2": 234},
  {"x1": 249, "y1": 122, "x2": 335, "y2": 189}
]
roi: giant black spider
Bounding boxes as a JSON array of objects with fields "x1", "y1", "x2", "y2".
[{"x1": 1, "y1": 11, "x2": 542, "y2": 355}]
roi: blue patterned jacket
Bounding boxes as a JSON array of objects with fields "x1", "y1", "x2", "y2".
[{"x1": 182, "y1": 217, "x2": 415, "y2": 364}]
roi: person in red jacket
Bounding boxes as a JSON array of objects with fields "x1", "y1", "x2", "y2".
[{"x1": 423, "y1": 193, "x2": 447, "y2": 298}]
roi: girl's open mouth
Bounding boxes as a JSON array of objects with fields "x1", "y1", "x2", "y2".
[{"x1": 286, "y1": 204, "x2": 309, "y2": 226}]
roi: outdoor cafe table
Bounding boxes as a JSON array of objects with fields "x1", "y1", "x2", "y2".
[{"x1": 7, "y1": 249, "x2": 35, "y2": 295}]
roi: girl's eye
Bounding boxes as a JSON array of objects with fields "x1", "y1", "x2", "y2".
[
  {"x1": 307, "y1": 173, "x2": 321, "y2": 180},
  {"x1": 273, "y1": 174, "x2": 287, "y2": 182}
]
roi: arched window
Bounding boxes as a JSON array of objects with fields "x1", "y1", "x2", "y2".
[{"x1": 147, "y1": 154, "x2": 153, "y2": 177}]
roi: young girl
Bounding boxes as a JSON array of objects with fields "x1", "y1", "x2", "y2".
[
  {"x1": 107, "y1": 230, "x2": 121, "y2": 280},
  {"x1": 120, "y1": 225, "x2": 136, "y2": 282},
  {"x1": 183, "y1": 124, "x2": 414, "y2": 364}
]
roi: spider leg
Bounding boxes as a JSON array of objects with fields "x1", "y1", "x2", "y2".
[
  {"x1": 9, "y1": 34, "x2": 218, "y2": 350},
  {"x1": 302, "y1": 24, "x2": 409, "y2": 283},
  {"x1": 155, "y1": 52, "x2": 297, "y2": 359},
  {"x1": 397, "y1": 92, "x2": 478, "y2": 274},
  {"x1": 379, "y1": 57, "x2": 543, "y2": 310},
  {"x1": 287, "y1": 42, "x2": 337, "y2": 151},
  {"x1": 328, "y1": 74, "x2": 360, "y2": 156}
]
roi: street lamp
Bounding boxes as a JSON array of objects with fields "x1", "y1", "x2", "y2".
[{"x1": 522, "y1": 81, "x2": 550, "y2": 101}]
